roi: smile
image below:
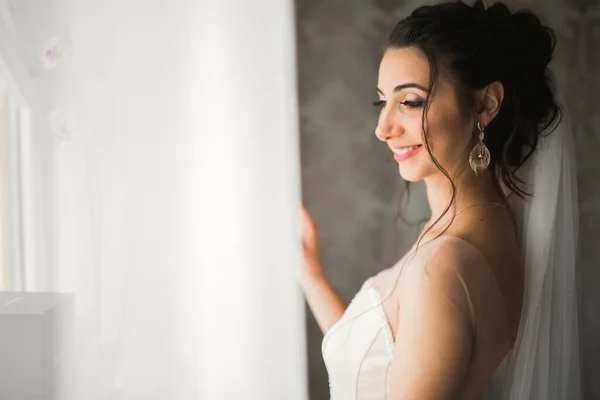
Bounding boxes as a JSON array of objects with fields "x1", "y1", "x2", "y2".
[{"x1": 393, "y1": 144, "x2": 423, "y2": 162}]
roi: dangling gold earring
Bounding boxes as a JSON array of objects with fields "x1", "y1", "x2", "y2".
[{"x1": 469, "y1": 121, "x2": 491, "y2": 175}]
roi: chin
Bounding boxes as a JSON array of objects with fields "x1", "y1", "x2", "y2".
[{"x1": 398, "y1": 163, "x2": 426, "y2": 182}]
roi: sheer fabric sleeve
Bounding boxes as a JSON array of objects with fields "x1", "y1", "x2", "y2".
[{"x1": 388, "y1": 237, "x2": 510, "y2": 400}]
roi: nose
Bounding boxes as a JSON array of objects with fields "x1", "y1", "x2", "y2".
[{"x1": 375, "y1": 106, "x2": 403, "y2": 142}]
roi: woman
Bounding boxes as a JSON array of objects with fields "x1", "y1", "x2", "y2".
[{"x1": 300, "y1": 1, "x2": 580, "y2": 399}]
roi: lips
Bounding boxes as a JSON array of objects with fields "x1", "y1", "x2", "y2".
[
  {"x1": 392, "y1": 144, "x2": 422, "y2": 155},
  {"x1": 391, "y1": 144, "x2": 423, "y2": 162}
]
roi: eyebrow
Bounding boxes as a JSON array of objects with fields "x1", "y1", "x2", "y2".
[{"x1": 376, "y1": 83, "x2": 429, "y2": 95}]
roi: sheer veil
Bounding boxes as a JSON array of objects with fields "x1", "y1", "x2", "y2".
[{"x1": 501, "y1": 102, "x2": 581, "y2": 399}]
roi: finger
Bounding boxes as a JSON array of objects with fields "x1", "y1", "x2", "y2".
[
  {"x1": 300, "y1": 203, "x2": 310, "y2": 220},
  {"x1": 301, "y1": 205, "x2": 316, "y2": 226}
]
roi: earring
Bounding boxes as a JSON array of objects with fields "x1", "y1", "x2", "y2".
[{"x1": 469, "y1": 121, "x2": 491, "y2": 175}]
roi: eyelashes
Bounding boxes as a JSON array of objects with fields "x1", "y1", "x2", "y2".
[
  {"x1": 372, "y1": 100, "x2": 425, "y2": 110},
  {"x1": 372, "y1": 100, "x2": 385, "y2": 109}
]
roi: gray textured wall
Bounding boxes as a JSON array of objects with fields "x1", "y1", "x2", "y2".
[{"x1": 296, "y1": 0, "x2": 600, "y2": 399}]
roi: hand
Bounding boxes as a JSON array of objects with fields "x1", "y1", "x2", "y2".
[{"x1": 300, "y1": 203, "x2": 325, "y2": 281}]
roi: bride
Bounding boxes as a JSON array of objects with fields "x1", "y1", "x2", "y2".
[{"x1": 300, "y1": 1, "x2": 580, "y2": 399}]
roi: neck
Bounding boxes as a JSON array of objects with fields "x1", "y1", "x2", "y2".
[{"x1": 423, "y1": 166, "x2": 504, "y2": 230}]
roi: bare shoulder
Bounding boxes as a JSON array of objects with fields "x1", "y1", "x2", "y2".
[
  {"x1": 453, "y1": 206, "x2": 519, "y2": 265},
  {"x1": 446, "y1": 204, "x2": 524, "y2": 342}
]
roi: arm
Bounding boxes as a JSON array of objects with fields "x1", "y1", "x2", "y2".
[
  {"x1": 299, "y1": 204, "x2": 346, "y2": 334},
  {"x1": 389, "y1": 245, "x2": 475, "y2": 399},
  {"x1": 301, "y1": 272, "x2": 346, "y2": 335}
]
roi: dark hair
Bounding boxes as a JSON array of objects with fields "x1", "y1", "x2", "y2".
[
  {"x1": 331, "y1": 0, "x2": 562, "y2": 336},
  {"x1": 388, "y1": 0, "x2": 561, "y2": 243}
]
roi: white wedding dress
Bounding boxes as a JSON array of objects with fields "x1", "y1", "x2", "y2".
[
  {"x1": 322, "y1": 235, "x2": 511, "y2": 400},
  {"x1": 321, "y1": 110, "x2": 580, "y2": 400}
]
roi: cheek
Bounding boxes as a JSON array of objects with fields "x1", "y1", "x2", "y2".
[
  {"x1": 422, "y1": 116, "x2": 464, "y2": 163},
  {"x1": 408, "y1": 116, "x2": 426, "y2": 142},
  {"x1": 431, "y1": 126, "x2": 472, "y2": 167}
]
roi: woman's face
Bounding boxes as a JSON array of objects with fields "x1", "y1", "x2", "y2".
[{"x1": 375, "y1": 47, "x2": 474, "y2": 182}]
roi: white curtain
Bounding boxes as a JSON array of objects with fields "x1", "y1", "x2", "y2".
[{"x1": 1, "y1": 0, "x2": 307, "y2": 399}]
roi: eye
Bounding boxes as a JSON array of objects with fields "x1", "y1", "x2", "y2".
[
  {"x1": 400, "y1": 100, "x2": 425, "y2": 109},
  {"x1": 372, "y1": 100, "x2": 386, "y2": 111}
]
